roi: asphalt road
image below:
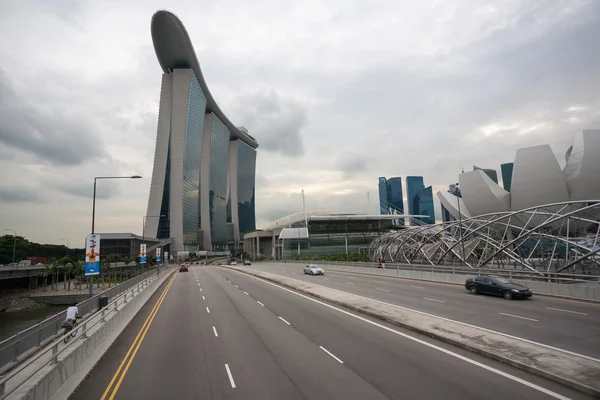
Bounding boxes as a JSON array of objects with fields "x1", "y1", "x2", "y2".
[
  {"x1": 71, "y1": 264, "x2": 592, "y2": 400},
  {"x1": 249, "y1": 262, "x2": 600, "y2": 359}
]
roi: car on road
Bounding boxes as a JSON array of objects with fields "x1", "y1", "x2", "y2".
[
  {"x1": 465, "y1": 276, "x2": 532, "y2": 300},
  {"x1": 230, "y1": 261, "x2": 237, "y2": 265},
  {"x1": 179, "y1": 264, "x2": 189, "y2": 272},
  {"x1": 243, "y1": 260, "x2": 252, "y2": 266},
  {"x1": 303, "y1": 264, "x2": 324, "y2": 275}
]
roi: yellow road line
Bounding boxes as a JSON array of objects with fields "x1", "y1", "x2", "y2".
[
  {"x1": 100, "y1": 272, "x2": 177, "y2": 400},
  {"x1": 108, "y1": 273, "x2": 177, "y2": 399}
]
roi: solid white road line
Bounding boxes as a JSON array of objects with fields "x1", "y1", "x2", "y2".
[
  {"x1": 546, "y1": 307, "x2": 588, "y2": 316},
  {"x1": 322, "y1": 277, "x2": 329, "y2": 280},
  {"x1": 278, "y1": 316, "x2": 291, "y2": 325},
  {"x1": 423, "y1": 297, "x2": 446, "y2": 304},
  {"x1": 233, "y1": 271, "x2": 571, "y2": 399},
  {"x1": 257, "y1": 301, "x2": 265, "y2": 307},
  {"x1": 213, "y1": 326, "x2": 219, "y2": 337},
  {"x1": 374, "y1": 280, "x2": 386, "y2": 284},
  {"x1": 499, "y1": 313, "x2": 538, "y2": 322},
  {"x1": 319, "y1": 346, "x2": 344, "y2": 364},
  {"x1": 225, "y1": 364, "x2": 236, "y2": 388},
  {"x1": 244, "y1": 291, "x2": 249, "y2": 295},
  {"x1": 202, "y1": 296, "x2": 205, "y2": 300},
  {"x1": 345, "y1": 282, "x2": 355, "y2": 285},
  {"x1": 206, "y1": 307, "x2": 210, "y2": 314},
  {"x1": 376, "y1": 288, "x2": 390, "y2": 292},
  {"x1": 410, "y1": 285, "x2": 424, "y2": 289}
]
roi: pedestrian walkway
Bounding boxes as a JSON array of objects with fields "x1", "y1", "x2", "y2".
[{"x1": 0, "y1": 267, "x2": 174, "y2": 400}]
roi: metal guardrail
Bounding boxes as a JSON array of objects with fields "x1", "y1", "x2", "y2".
[
  {"x1": 0, "y1": 266, "x2": 165, "y2": 373},
  {"x1": 277, "y1": 259, "x2": 600, "y2": 284},
  {"x1": 0, "y1": 266, "x2": 174, "y2": 399}
]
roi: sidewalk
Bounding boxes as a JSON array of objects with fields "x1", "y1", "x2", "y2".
[{"x1": 1, "y1": 267, "x2": 175, "y2": 400}]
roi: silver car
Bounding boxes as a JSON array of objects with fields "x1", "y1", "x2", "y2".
[{"x1": 303, "y1": 264, "x2": 324, "y2": 275}]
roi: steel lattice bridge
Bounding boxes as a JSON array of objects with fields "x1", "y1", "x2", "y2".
[{"x1": 368, "y1": 200, "x2": 600, "y2": 276}]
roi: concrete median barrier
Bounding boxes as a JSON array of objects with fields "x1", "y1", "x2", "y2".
[{"x1": 226, "y1": 266, "x2": 600, "y2": 397}]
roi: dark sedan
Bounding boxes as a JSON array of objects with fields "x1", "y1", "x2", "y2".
[{"x1": 465, "y1": 276, "x2": 532, "y2": 300}]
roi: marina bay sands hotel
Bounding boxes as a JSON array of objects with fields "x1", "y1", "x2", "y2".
[{"x1": 145, "y1": 11, "x2": 257, "y2": 252}]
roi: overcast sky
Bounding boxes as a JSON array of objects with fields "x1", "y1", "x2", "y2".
[{"x1": 0, "y1": 0, "x2": 599, "y2": 246}]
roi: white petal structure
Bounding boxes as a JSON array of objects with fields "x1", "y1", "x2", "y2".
[
  {"x1": 437, "y1": 190, "x2": 471, "y2": 220},
  {"x1": 436, "y1": 130, "x2": 600, "y2": 222},
  {"x1": 563, "y1": 130, "x2": 600, "y2": 201},
  {"x1": 459, "y1": 170, "x2": 510, "y2": 216},
  {"x1": 510, "y1": 144, "x2": 570, "y2": 211}
]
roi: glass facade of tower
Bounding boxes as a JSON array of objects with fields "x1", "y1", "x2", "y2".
[
  {"x1": 406, "y1": 176, "x2": 435, "y2": 224},
  {"x1": 237, "y1": 141, "x2": 257, "y2": 236},
  {"x1": 209, "y1": 114, "x2": 230, "y2": 246},
  {"x1": 386, "y1": 178, "x2": 404, "y2": 214},
  {"x1": 157, "y1": 142, "x2": 171, "y2": 239},
  {"x1": 415, "y1": 186, "x2": 435, "y2": 224},
  {"x1": 406, "y1": 176, "x2": 424, "y2": 216},
  {"x1": 501, "y1": 162, "x2": 514, "y2": 192},
  {"x1": 378, "y1": 177, "x2": 404, "y2": 224},
  {"x1": 182, "y1": 72, "x2": 206, "y2": 246},
  {"x1": 378, "y1": 177, "x2": 387, "y2": 214}
]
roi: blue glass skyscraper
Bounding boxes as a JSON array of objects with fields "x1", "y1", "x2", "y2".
[
  {"x1": 406, "y1": 176, "x2": 435, "y2": 224},
  {"x1": 378, "y1": 177, "x2": 404, "y2": 216},
  {"x1": 378, "y1": 177, "x2": 388, "y2": 215}
]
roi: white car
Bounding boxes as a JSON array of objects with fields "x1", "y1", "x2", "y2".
[
  {"x1": 303, "y1": 264, "x2": 324, "y2": 275},
  {"x1": 230, "y1": 261, "x2": 237, "y2": 265}
]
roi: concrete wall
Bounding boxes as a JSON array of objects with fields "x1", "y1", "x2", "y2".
[{"x1": 145, "y1": 73, "x2": 173, "y2": 239}]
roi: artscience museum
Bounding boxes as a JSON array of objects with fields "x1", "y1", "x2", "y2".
[{"x1": 369, "y1": 130, "x2": 600, "y2": 273}]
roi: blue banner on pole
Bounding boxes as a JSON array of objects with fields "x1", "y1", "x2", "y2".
[
  {"x1": 85, "y1": 234, "x2": 101, "y2": 276},
  {"x1": 140, "y1": 244, "x2": 147, "y2": 264}
]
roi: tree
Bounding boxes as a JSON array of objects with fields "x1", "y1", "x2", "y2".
[
  {"x1": 73, "y1": 260, "x2": 84, "y2": 289},
  {"x1": 42, "y1": 263, "x2": 51, "y2": 290},
  {"x1": 46, "y1": 257, "x2": 58, "y2": 290}
]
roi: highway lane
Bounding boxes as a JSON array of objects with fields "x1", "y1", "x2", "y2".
[
  {"x1": 71, "y1": 264, "x2": 591, "y2": 399},
  {"x1": 248, "y1": 262, "x2": 600, "y2": 359}
]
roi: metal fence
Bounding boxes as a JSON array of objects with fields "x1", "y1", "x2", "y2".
[
  {"x1": 0, "y1": 267, "x2": 163, "y2": 372},
  {"x1": 277, "y1": 259, "x2": 600, "y2": 284}
]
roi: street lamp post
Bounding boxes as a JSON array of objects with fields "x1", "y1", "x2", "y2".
[
  {"x1": 455, "y1": 183, "x2": 466, "y2": 265},
  {"x1": 61, "y1": 238, "x2": 69, "y2": 257},
  {"x1": 5, "y1": 229, "x2": 16, "y2": 264},
  {"x1": 89, "y1": 175, "x2": 142, "y2": 297}
]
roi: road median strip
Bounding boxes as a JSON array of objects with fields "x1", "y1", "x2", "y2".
[{"x1": 224, "y1": 266, "x2": 600, "y2": 397}]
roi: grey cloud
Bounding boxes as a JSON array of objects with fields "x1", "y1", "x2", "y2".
[
  {"x1": 0, "y1": 187, "x2": 42, "y2": 203},
  {"x1": 230, "y1": 91, "x2": 307, "y2": 157},
  {"x1": 333, "y1": 152, "x2": 368, "y2": 177},
  {"x1": 56, "y1": 181, "x2": 118, "y2": 200},
  {"x1": 0, "y1": 69, "x2": 109, "y2": 166}
]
